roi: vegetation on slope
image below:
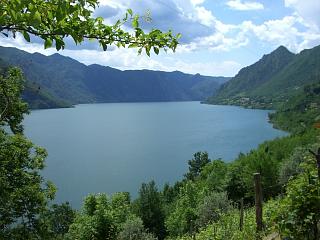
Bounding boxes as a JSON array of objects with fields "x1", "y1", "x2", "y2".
[
  {"x1": 0, "y1": 57, "x2": 70, "y2": 109},
  {"x1": 208, "y1": 45, "x2": 320, "y2": 109},
  {"x1": 269, "y1": 81, "x2": 320, "y2": 133}
]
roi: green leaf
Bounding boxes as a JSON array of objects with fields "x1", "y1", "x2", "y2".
[
  {"x1": 33, "y1": 11, "x2": 41, "y2": 25},
  {"x1": 55, "y1": 39, "x2": 65, "y2": 51},
  {"x1": 44, "y1": 38, "x2": 52, "y2": 49},
  {"x1": 132, "y1": 15, "x2": 139, "y2": 28},
  {"x1": 128, "y1": 43, "x2": 138, "y2": 48},
  {"x1": 153, "y1": 47, "x2": 159, "y2": 55},
  {"x1": 145, "y1": 47, "x2": 150, "y2": 57},
  {"x1": 127, "y1": 9, "x2": 133, "y2": 16},
  {"x1": 22, "y1": 31, "x2": 30, "y2": 42}
]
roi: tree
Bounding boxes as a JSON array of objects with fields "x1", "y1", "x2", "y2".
[
  {"x1": 0, "y1": 67, "x2": 56, "y2": 239},
  {"x1": 196, "y1": 191, "x2": 232, "y2": 228},
  {"x1": 1, "y1": 0, "x2": 180, "y2": 55},
  {"x1": 0, "y1": 67, "x2": 28, "y2": 134},
  {"x1": 67, "y1": 194, "x2": 118, "y2": 239},
  {"x1": 165, "y1": 182, "x2": 199, "y2": 237},
  {"x1": 185, "y1": 152, "x2": 211, "y2": 181},
  {"x1": 118, "y1": 216, "x2": 156, "y2": 240},
  {"x1": 135, "y1": 180, "x2": 166, "y2": 240},
  {"x1": 41, "y1": 202, "x2": 76, "y2": 239},
  {"x1": 200, "y1": 159, "x2": 229, "y2": 192},
  {"x1": 270, "y1": 154, "x2": 320, "y2": 239}
]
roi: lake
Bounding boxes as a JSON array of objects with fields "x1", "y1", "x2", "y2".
[{"x1": 23, "y1": 102, "x2": 286, "y2": 208}]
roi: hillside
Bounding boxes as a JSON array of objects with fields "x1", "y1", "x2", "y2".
[
  {"x1": 0, "y1": 46, "x2": 230, "y2": 107},
  {"x1": 269, "y1": 81, "x2": 320, "y2": 133},
  {"x1": 0, "y1": 56, "x2": 70, "y2": 109},
  {"x1": 207, "y1": 45, "x2": 320, "y2": 109}
]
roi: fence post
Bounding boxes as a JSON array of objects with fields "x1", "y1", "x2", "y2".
[
  {"x1": 254, "y1": 173, "x2": 263, "y2": 232},
  {"x1": 239, "y1": 198, "x2": 244, "y2": 231}
]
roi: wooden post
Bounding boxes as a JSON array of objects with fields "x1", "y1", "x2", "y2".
[
  {"x1": 239, "y1": 198, "x2": 244, "y2": 231},
  {"x1": 254, "y1": 173, "x2": 263, "y2": 232}
]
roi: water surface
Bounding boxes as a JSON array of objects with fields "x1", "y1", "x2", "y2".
[{"x1": 23, "y1": 102, "x2": 286, "y2": 208}]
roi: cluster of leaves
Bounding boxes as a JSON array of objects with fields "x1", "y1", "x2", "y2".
[
  {"x1": 0, "y1": 130, "x2": 57, "y2": 239},
  {"x1": 0, "y1": 0, "x2": 181, "y2": 55},
  {"x1": 265, "y1": 151, "x2": 320, "y2": 239},
  {"x1": 0, "y1": 67, "x2": 28, "y2": 133},
  {"x1": 168, "y1": 208, "x2": 257, "y2": 240},
  {"x1": 65, "y1": 192, "x2": 157, "y2": 240}
]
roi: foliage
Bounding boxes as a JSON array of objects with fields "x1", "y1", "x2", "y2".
[
  {"x1": 199, "y1": 159, "x2": 229, "y2": 192},
  {"x1": 168, "y1": 208, "x2": 258, "y2": 240},
  {"x1": 118, "y1": 216, "x2": 156, "y2": 240},
  {"x1": 269, "y1": 81, "x2": 320, "y2": 133},
  {"x1": 41, "y1": 202, "x2": 76, "y2": 239},
  {"x1": 0, "y1": 129, "x2": 56, "y2": 239},
  {"x1": 278, "y1": 146, "x2": 306, "y2": 186},
  {"x1": 134, "y1": 180, "x2": 166, "y2": 240},
  {"x1": 196, "y1": 191, "x2": 232, "y2": 228},
  {"x1": 267, "y1": 154, "x2": 320, "y2": 239},
  {"x1": 208, "y1": 45, "x2": 320, "y2": 110},
  {"x1": 67, "y1": 193, "x2": 133, "y2": 239},
  {"x1": 184, "y1": 151, "x2": 210, "y2": 181},
  {"x1": 0, "y1": 67, "x2": 28, "y2": 133},
  {"x1": 0, "y1": 0, "x2": 180, "y2": 55},
  {"x1": 226, "y1": 130, "x2": 318, "y2": 203},
  {"x1": 165, "y1": 182, "x2": 200, "y2": 237}
]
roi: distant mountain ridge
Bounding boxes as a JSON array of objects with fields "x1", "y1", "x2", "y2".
[
  {"x1": 207, "y1": 45, "x2": 320, "y2": 109},
  {"x1": 0, "y1": 46, "x2": 230, "y2": 108}
]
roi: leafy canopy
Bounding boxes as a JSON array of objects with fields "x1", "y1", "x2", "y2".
[
  {"x1": 0, "y1": 67, "x2": 28, "y2": 134},
  {"x1": 0, "y1": 0, "x2": 181, "y2": 56}
]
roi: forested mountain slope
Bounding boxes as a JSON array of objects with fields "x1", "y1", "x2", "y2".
[
  {"x1": 0, "y1": 46, "x2": 230, "y2": 107},
  {"x1": 0, "y1": 56, "x2": 69, "y2": 109},
  {"x1": 208, "y1": 45, "x2": 320, "y2": 109}
]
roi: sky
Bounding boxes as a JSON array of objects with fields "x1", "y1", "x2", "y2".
[{"x1": 1, "y1": 0, "x2": 320, "y2": 77}]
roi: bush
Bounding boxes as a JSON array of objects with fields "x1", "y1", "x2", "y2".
[
  {"x1": 196, "y1": 191, "x2": 232, "y2": 228},
  {"x1": 118, "y1": 216, "x2": 156, "y2": 240},
  {"x1": 269, "y1": 154, "x2": 320, "y2": 239}
]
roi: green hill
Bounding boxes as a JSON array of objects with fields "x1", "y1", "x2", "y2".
[
  {"x1": 269, "y1": 81, "x2": 320, "y2": 133},
  {"x1": 0, "y1": 56, "x2": 69, "y2": 109},
  {"x1": 207, "y1": 45, "x2": 320, "y2": 109},
  {"x1": 0, "y1": 46, "x2": 230, "y2": 107}
]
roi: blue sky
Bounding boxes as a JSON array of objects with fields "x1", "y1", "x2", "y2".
[{"x1": 1, "y1": 0, "x2": 319, "y2": 76}]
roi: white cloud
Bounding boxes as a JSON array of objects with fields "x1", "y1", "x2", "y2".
[
  {"x1": 177, "y1": 11, "x2": 320, "y2": 53},
  {"x1": 240, "y1": 15, "x2": 320, "y2": 52},
  {"x1": 226, "y1": 0, "x2": 264, "y2": 11},
  {"x1": 169, "y1": 59, "x2": 242, "y2": 76},
  {"x1": 284, "y1": 0, "x2": 320, "y2": 31},
  {"x1": 190, "y1": 0, "x2": 205, "y2": 6}
]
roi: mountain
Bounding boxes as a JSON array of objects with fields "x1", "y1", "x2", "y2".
[
  {"x1": 207, "y1": 45, "x2": 320, "y2": 109},
  {"x1": 0, "y1": 55, "x2": 70, "y2": 109},
  {"x1": 0, "y1": 46, "x2": 230, "y2": 108},
  {"x1": 269, "y1": 81, "x2": 320, "y2": 133}
]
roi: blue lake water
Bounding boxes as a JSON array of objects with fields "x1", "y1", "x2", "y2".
[{"x1": 23, "y1": 102, "x2": 286, "y2": 208}]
